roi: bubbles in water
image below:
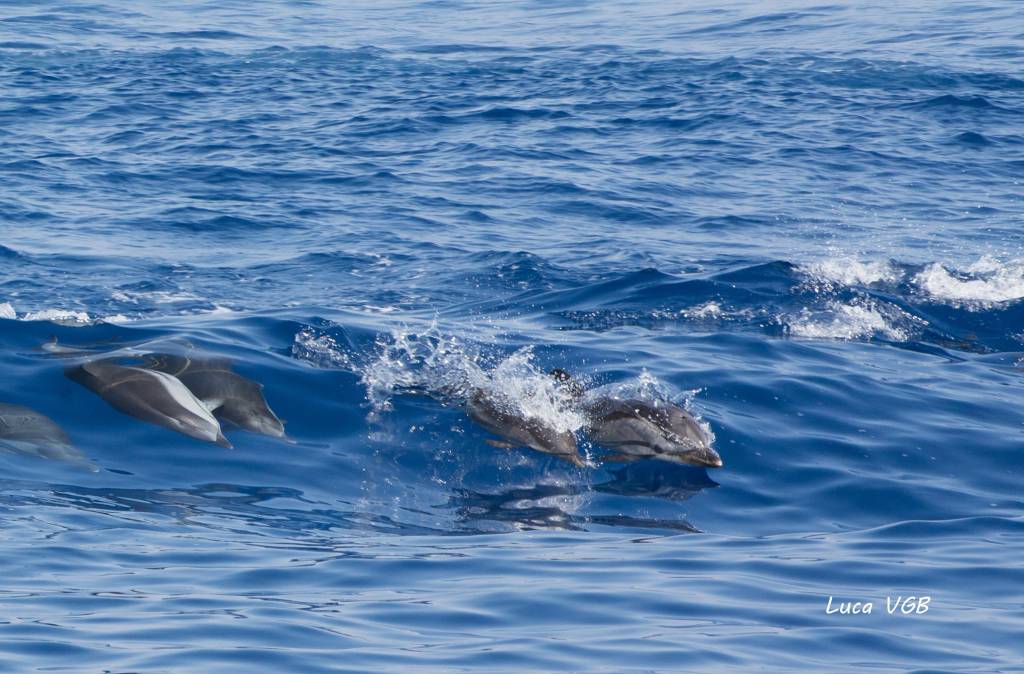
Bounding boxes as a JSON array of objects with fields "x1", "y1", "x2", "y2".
[{"x1": 292, "y1": 327, "x2": 354, "y2": 370}]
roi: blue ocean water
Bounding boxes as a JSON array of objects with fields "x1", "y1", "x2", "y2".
[{"x1": 2, "y1": 0, "x2": 1023, "y2": 671}]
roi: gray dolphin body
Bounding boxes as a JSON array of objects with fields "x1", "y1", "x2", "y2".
[
  {"x1": 550, "y1": 369, "x2": 722, "y2": 468},
  {"x1": 465, "y1": 389, "x2": 584, "y2": 467},
  {"x1": 0, "y1": 403, "x2": 97, "y2": 471},
  {"x1": 142, "y1": 354, "x2": 285, "y2": 438},
  {"x1": 67, "y1": 359, "x2": 231, "y2": 447}
]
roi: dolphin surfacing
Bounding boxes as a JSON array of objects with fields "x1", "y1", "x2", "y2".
[
  {"x1": 0, "y1": 402, "x2": 97, "y2": 471},
  {"x1": 67, "y1": 359, "x2": 231, "y2": 447},
  {"x1": 585, "y1": 397, "x2": 722, "y2": 468},
  {"x1": 550, "y1": 369, "x2": 722, "y2": 468},
  {"x1": 142, "y1": 354, "x2": 285, "y2": 438}
]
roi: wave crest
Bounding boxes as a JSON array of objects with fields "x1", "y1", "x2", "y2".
[{"x1": 914, "y1": 256, "x2": 1024, "y2": 307}]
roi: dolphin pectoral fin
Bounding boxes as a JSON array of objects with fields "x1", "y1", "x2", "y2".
[
  {"x1": 601, "y1": 453, "x2": 639, "y2": 463},
  {"x1": 215, "y1": 433, "x2": 233, "y2": 449},
  {"x1": 485, "y1": 439, "x2": 517, "y2": 449}
]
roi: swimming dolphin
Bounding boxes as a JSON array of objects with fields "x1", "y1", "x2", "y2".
[
  {"x1": 0, "y1": 403, "x2": 98, "y2": 471},
  {"x1": 551, "y1": 369, "x2": 722, "y2": 468},
  {"x1": 141, "y1": 354, "x2": 285, "y2": 438},
  {"x1": 465, "y1": 388, "x2": 584, "y2": 467},
  {"x1": 67, "y1": 359, "x2": 231, "y2": 447}
]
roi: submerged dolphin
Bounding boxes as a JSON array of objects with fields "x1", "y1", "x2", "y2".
[
  {"x1": 141, "y1": 354, "x2": 285, "y2": 438},
  {"x1": 0, "y1": 402, "x2": 97, "y2": 471},
  {"x1": 551, "y1": 369, "x2": 722, "y2": 468},
  {"x1": 67, "y1": 359, "x2": 231, "y2": 447},
  {"x1": 465, "y1": 388, "x2": 584, "y2": 467}
]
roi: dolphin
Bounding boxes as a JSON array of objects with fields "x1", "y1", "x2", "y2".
[
  {"x1": 551, "y1": 369, "x2": 722, "y2": 468},
  {"x1": 465, "y1": 388, "x2": 584, "y2": 467},
  {"x1": 0, "y1": 402, "x2": 98, "y2": 471},
  {"x1": 67, "y1": 359, "x2": 231, "y2": 447},
  {"x1": 141, "y1": 354, "x2": 285, "y2": 438}
]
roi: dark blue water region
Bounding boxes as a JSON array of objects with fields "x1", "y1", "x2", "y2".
[{"x1": 2, "y1": 0, "x2": 1024, "y2": 671}]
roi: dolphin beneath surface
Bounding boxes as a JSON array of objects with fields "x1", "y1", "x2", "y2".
[
  {"x1": 67, "y1": 359, "x2": 231, "y2": 447},
  {"x1": 0, "y1": 403, "x2": 98, "y2": 471},
  {"x1": 141, "y1": 354, "x2": 285, "y2": 438},
  {"x1": 465, "y1": 388, "x2": 584, "y2": 467},
  {"x1": 551, "y1": 369, "x2": 722, "y2": 468}
]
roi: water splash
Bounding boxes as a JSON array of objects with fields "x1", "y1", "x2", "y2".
[
  {"x1": 294, "y1": 323, "x2": 587, "y2": 435},
  {"x1": 786, "y1": 299, "x2": 917, "y2": 342},
  {"x1": 799, "y1": 257, "x2": 902, "y2": 289},
  {"x1": 914, "y1": 256, "x2": 1024, "y2": 307}
]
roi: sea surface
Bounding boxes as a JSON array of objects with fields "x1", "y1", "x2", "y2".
[{"x1": 1, "y1": 1, "x2": 1023, "y2": 671}]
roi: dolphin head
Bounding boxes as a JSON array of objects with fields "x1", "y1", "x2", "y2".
[
  {"x1": 539, "y1": 429, "x2": 585, "y2": 467},
  {"x1": 239, "y1": 404, "x2": 286, "y2": 437},
  {"x1": 219, "y1": 394, "x2": 286, "y2": 438},
  {"x1": 661, "y1": 441, "x2": 722, "y2": 468},
  {"x1": 660, "y1": 406, "x2": 722, "y2": 468}
]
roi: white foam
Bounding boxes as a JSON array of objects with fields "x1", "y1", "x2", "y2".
[
  {"x1": 0, "y1": 302, "x2": 15, "y2": 320},
  {"x1": 117, "y1": 290, "x2": 202, "y2": 304},
  {"x1": 22, "y1": 308, "x2": 92, "y2": 324},
  {"x1": 787, "y1": 300, "x2": 911, "y2": 341},
  {"x1": 801, "y1": 257, "x2": 901, "y2": 287},
  {"x1": 914, "y1": 256, "x2": 1024, "y2": 306},
  {"x1": 683, "y1": 302, "x2": 722, "y2": 319}
]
